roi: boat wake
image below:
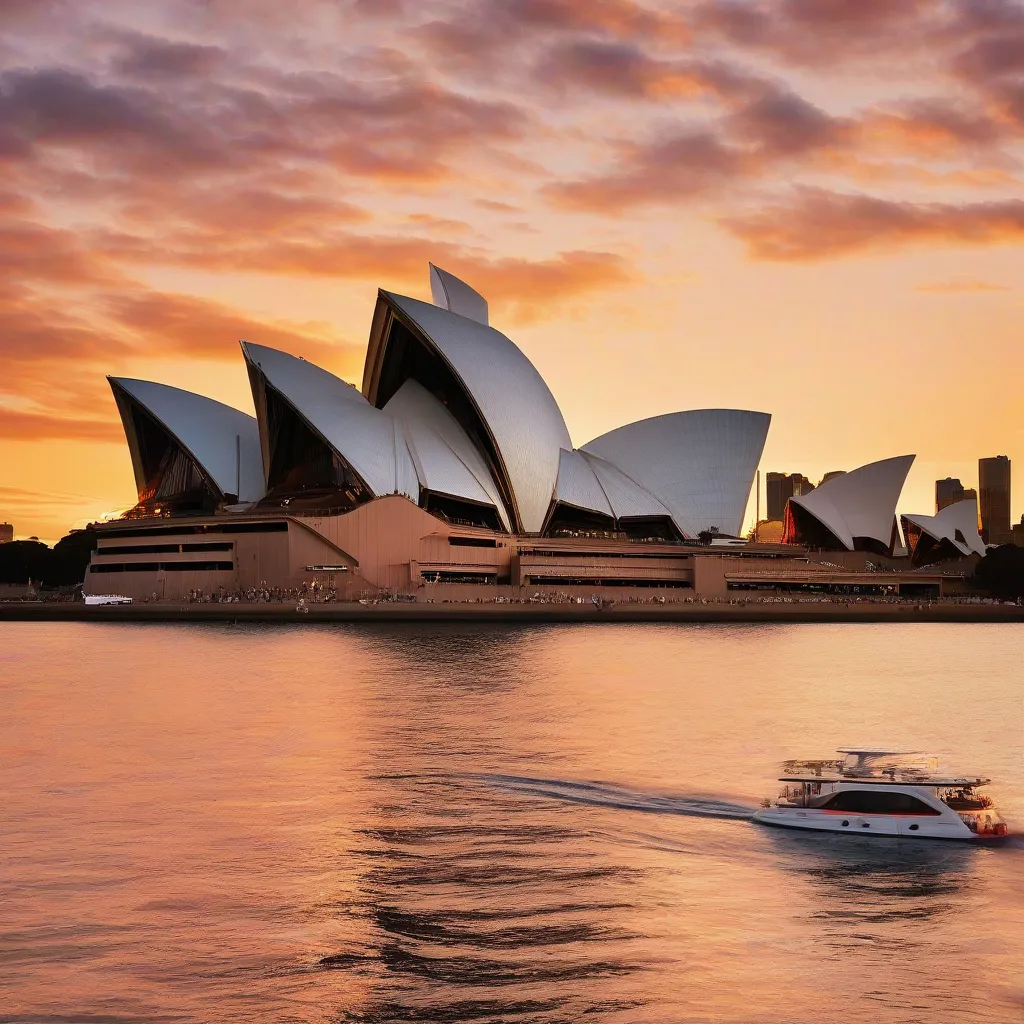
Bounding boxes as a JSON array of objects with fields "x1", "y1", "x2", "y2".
[{"x1": 466, "y1": 772, "x2": 755, "y2": 821}]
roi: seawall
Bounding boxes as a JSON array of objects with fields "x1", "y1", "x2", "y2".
[{"x1": 2, "y1": 602, "x2": 1023, "y2": 624}]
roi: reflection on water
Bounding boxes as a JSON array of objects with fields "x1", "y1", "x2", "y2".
[
  {"x1": 340, "y1": 777, "x2": 647, "y2": 1021},
  {"x1": 1, "y1": 622, "x2": 1023, "y2": 1022},
  {"x1": 771, "y1": 829, "x2": 974, "y2": 920}
]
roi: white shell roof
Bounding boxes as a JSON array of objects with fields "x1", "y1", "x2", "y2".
[
  {"x1": 110, "y1": 377, "x2": 264, "y2": 502},
  {"x1": 384, "y1": 292, "x2": 572, "y2": 534},
  {"x1": 553, "y1": 447, "x2": 672, "y2": 520},
  {"x1": 902, "y1": 498, "x2": 986, "y2": 557},
  {"x1": 429, "y1": 264, "x2": 489, "y2": 326},
  {"x1": 384, "y1": 380, "x2": 510, "y2": 529},
  {"x1": 582, "y1": 409, "x2": 771, "y2": 537},
  {"x1": 584, "y1": 452, "x2": 672, "y2": 520},
  {"x1": 790, "y1": 454, "x2": 915, "y2": 551},
  {"x1": 554, "y1": 448, "x2": 614, "y2": 518},
  {"x1": 241, "y1": 342, "x2": 417, "y2": 500}
]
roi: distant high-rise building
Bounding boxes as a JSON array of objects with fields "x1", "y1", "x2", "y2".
[
  {"x1": 766, "y1": 472, "x2": 814, "y2": 521},
  {"x1": 0, "y1": 522, "x2": 12, "y2": 544},
  {"x1": 766, "y1": 473, "x2": 789, "y2": 521},
  {"x1": 936, "y1": 477, "x2": 967, "y2": 512},
  {"x1": 792, "y1": 474, "x2": 814, "y2": 497},
  {"x1": 979, "y1": 456, "x2": 1012, "y2": 544},
  {"x1": 1013, "y1": 516, "x2": 1024, "y2": 548}
]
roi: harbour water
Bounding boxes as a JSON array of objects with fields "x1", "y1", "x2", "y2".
[{"x1": 2, "y1": 622, "x2": 1023, "y2": 1022}]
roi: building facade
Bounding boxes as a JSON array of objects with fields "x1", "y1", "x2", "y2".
[
  {"x1": 979, "y1": 456, "x2": 1012, "y2": 544},
  {"x1": 84, "y1": 262, "x2": 960, "y2": 602},
  {"x1": 87, "y1": 264, "x2": 780, "y2": 600},
  {"x1": 766, "y1": 472, "x2": 814, "y2": 522},
  {"x1": 936, "y1": 477, "x2": 965, "y2": 512}
]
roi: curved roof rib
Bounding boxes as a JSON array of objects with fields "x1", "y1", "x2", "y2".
[
  {"x1": 429, "y1": 264, "x2": 489, "y2": 326},
  {"x1": 901, "y1": 498, "x2": 985, "y2": 566},
  {"x1": 109, "y1": 377, "x2": 264, "y2": 504},
  {"x1": 787, "y1": 454, "x2": 915, "y2": 554},
  {"x1": 582, "y1": 409, "x2": 771, "y2": 538},
  {"x1": 241, "y1": 342, "x2": 416, "y2": 501},
  {"x1": 384, "y1": 380, "x2": 510, "y2": 530},
  {"x1": 364, "y1": 291, "x2": 571, "y2": 534}
]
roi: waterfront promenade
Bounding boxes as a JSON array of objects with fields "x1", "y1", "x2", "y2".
[{"x1": 2, "y1": 599, "x2": 1023, "y2": 624}]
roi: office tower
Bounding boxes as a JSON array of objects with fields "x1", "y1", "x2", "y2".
[
  {"x1": 766, "y1": 473, "x2": 789, "y2": 521},
  {"x1": 766, "y1": 473, "x2": 815, "y2": 521},
  {"x1": 979, "y1": 456, "x2": 1011, "y2": 544},
  {"x1": 935, "y1": 477, "x2": 966, "y2": 513},
  {"x1": 0, "y1": 522, "x2": 13, "y2": 544},
  {"x1": 791, "y1": 474, "x2": 814, "y2": 497}
]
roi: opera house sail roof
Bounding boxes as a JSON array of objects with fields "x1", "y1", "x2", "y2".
[
  {"x1": 429, "y1": 263, "x2": 489, "y2": 326},
  {"x1": 241, "y1": 341, "x2": 417, "y2": 511},
  {"x1": 783, "y1": 454, "x2": 916, "y2": 555},
  {"x1": 109, "y1": 377, "x2": 264, "y2": 514},
  {"x1": 364, "y1": 288, "x2": 572, "y2": 534},
  {"x1": 383, "y1": 379, "x2": 510, "y2": 531},
  {"x1": 901, "y1": 498, "x2": 986, "y2": 567},
  {"x1": 106, "y1": 262, "x2": 792, "y2": 542},
  {"x1": 582, "y1": 410, "x2": 771, "y2": 539}
]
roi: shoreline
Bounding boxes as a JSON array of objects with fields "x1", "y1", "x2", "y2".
[{"x1": 2, "y1": 601, "x2": 1023, "y2": 624}]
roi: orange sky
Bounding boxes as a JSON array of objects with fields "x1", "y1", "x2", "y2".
[{"x1": 2, "y1": 0, "x2": 1023, "y2": 541}]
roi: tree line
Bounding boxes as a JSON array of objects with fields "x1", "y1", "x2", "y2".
[
  {"x1": 0, "y1": 529, "x2": 99, "y2": 588},
  {"x1": 974, "y1": 544, "x2": 1024, "y2": 600}
]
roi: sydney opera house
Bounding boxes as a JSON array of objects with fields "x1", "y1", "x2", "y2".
[{"x1": 85, "y1": 265, "x2": 976, "y2": 601}]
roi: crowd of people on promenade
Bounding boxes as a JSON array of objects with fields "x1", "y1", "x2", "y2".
[
  {"x1": 181, "y1": 582, "x2": 339, "y2": 605},
  {"x1": 119, "y1": 586, "x2": 1023, "y2": 607},
  {"x1": 5, "y1": 580, "x2": 1021, "y2": 607}
]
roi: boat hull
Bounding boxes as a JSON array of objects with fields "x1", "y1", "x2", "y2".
[{"x1": 753, "y1": 808, "x2": 1005, "y2": 842}]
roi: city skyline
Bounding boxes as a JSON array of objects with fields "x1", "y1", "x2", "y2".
[{"x1": 2, "y1": 0, "x2": 1023, "y2": 540}]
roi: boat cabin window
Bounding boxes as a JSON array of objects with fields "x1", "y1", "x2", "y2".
[{"x1": 819, "y1": 791, "x2": 941, "y2": 815}]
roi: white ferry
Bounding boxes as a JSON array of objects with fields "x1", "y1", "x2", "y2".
[{"x1": 754, "y1": 748, "x2": 1009, "y2": 841}]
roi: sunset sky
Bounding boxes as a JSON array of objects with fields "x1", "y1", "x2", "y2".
[{"x1": 2, "y1": 0, "x2": 1023, "y2": 541}]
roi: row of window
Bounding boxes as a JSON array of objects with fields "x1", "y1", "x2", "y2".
[
  {"x1": 820, "y1": 791, "x2": 940, "y2": 815},
  {"x1": 523, "y1": 549, "x2": 693, "y2": 561},
  {"x1": 102, "y1": 522, "x2": 288, "y2": 539},
  {"x1": 89, "y1": 561, "x2": 235, "y2": 574},
  {"x1": 524, "y1": 576, "x2": 692, "y2": 588},
  {"x1": 98, "y1": 542, "x2": 234, "y2": 556},
  {"x1": 420, "y1": 571, "x2": 497, "y2": 584}
]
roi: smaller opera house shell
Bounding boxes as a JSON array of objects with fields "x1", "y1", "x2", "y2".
[
  {"x1": 782, "y1": 455, "x2": 916, "y2": 557},
  {"x1": 901, "y1": 499, "x2": 986, "y2": 568}
]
